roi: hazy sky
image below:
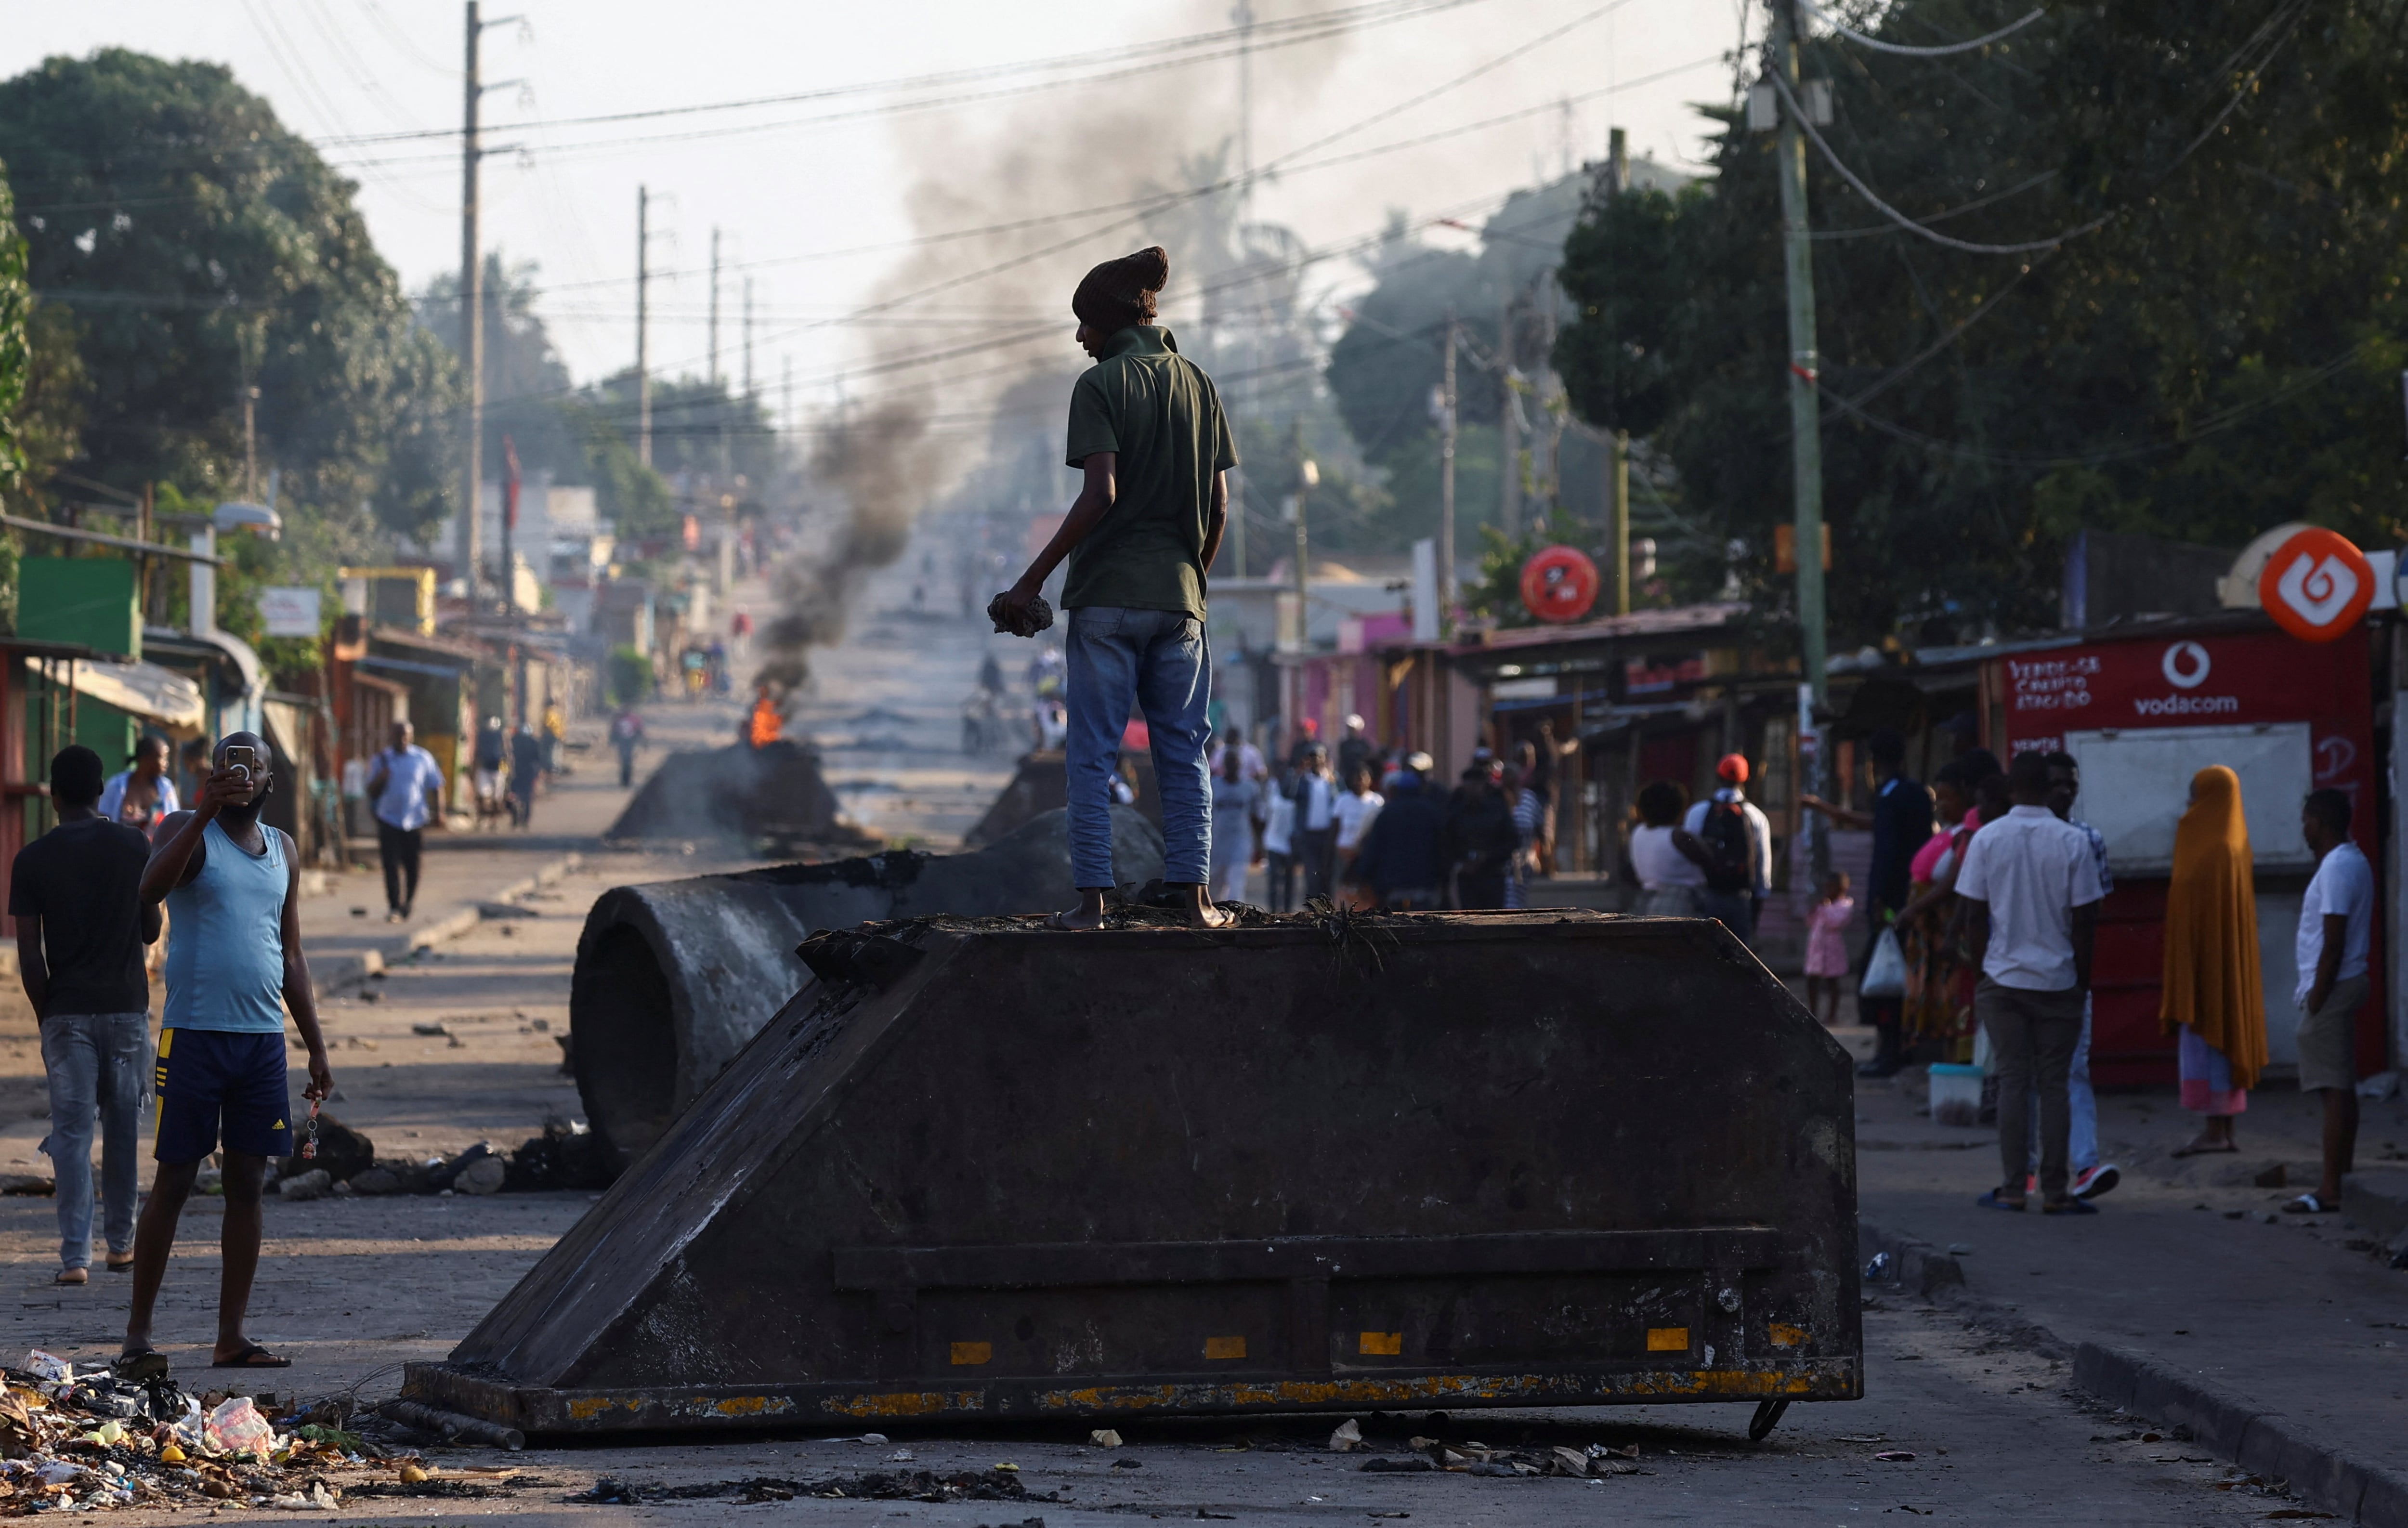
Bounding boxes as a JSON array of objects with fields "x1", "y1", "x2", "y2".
[{"x1": 8, "y1": 0, "x2": 1748, "y2": 404}]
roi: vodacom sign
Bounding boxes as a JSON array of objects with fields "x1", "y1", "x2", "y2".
[{"x1": 2257, "y1": 526, "x2": 2374, "y2": 643}]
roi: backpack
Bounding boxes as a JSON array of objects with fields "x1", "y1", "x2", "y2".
[{"x1": 1698, "y1": 798, "x2": 1753, "y2": 893}]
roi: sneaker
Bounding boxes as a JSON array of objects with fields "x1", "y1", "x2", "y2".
[{"x1": 2072, "y1": 1163, "x2": 2120, "y2": 1201}]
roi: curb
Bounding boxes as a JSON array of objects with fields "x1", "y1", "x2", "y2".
[
  {"x1": 2073, "y1": 1343, "x2": 2408, "y2": 1526},
  {"x1": 1856, "y1": 1218, "x2": 1965, "y2": 1298},
  {"x1": 315, "y1": 852, "x2": 582, "y2": 997},
  {"x1": 1861, "y1": 1215, "x2": 2404, "y2": 1525}
]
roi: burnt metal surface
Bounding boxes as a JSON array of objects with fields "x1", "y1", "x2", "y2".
[
  {"x1": 421, "y1": 911, "x2": 1860, "y2": 1435},
  {"x1": 568, "y1": 806, "x2": 1165, "y2": 1158}
]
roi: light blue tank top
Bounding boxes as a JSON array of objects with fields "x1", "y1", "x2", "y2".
[{"x1": 163, "y1": 819, "x2": 288, "y2": 1032}]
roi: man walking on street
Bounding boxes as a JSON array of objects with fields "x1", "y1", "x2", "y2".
[
  {"x1": 367, "y1": 720, "x2": 443, "y2": 923},
  {"x1": 2034, "y1": 751, "x2": 2120, "y2": 1202},
  {"x1": 1445, "y1": 761, "x2": 1518, "y2": 910},
  {"x1": 11, "y1": 747, "x2": 158, "y2": 1285},
  {"x1": 1952, "y1": 750, "x2": 2103, "y2": 1215},
  {"x1": 1683, "y1": 754, "x2": 1773, "y2": 940},
  {"x1": 1288, "y1": 745, "x2": 1340, "y2": 902},
  {"x1": 509, "y1": 723, "x2": 545, "y2": 831},
  {"x1": 2286, "y1": 788, "x2": 2373, "y2": 1215},
  {"x1": 610, "y1": 705, "x2": 646, "y2": 788},
  {"x1": 994, "y1": 245, "x2": 1235, "y2": 930},
  {"x1": 1803, "y1": 728, "x2": 1932, "y2": 1076},
  {"x1": 120, "y1": 733, "x2": 333, "y2": 1374},
  {"x1": 1355, "y1": 755, "x2": 1447, "y2": 910}
]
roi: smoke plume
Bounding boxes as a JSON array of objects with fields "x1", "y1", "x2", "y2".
[{"x1": 757, "y1": 2, "x2": 1361, "y2": 701}]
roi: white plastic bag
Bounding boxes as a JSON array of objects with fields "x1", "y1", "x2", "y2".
[{"x1": 1859, "y1": 928, "x2": 1907, "y2": 999}]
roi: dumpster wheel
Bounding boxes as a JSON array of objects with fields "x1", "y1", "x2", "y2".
[{"x1": 1748, "y1": 1398, "x2": 1791, "y2": 1442}]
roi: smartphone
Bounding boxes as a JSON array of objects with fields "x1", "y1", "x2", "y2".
[{"x1": 223, "y1": 744, "x2": 258, "y2": 782}]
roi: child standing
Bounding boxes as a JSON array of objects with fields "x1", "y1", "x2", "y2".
[{"x1": 1804, "y1": 871, "x2": 1856, "y2": 1025}]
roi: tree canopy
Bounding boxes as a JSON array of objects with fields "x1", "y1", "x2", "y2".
[
  {"x1": 1554, "y1": 0, "x2": 2408, "y2": 648},
  {"x1": 0, "y1": 48, "x2": 454, "y2": 540}
]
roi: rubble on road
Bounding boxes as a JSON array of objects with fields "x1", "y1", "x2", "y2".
[
  {"x1": 1357, "y1": 1437, "x2": 1649, "y2": 1478},
  {"x1": 571, "y1": 1467, "x2": 1044, "y2": 1507},
  {"x1": 267, "y1": 1116, "x2": 617, "y2": 1199},
  {"x1": 0, "y1": 1350, "x2": 533, "y2": 1514}
]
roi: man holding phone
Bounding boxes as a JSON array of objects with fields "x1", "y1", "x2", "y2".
[{"x1": 118, "y1": 733, "x2": 333, "y2": 1375}]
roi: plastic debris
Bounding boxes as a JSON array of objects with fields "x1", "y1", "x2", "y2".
[
  {"x1": 1089, "y1": 1428, "x2": 1123, "y2": 1449},
  {"x1": 1328, "y1": 1418, "x2": 1363, "y2": 1452},
  {"x1": 1863, "y1": 1251, "x2": 1893, "y2": 1281}
]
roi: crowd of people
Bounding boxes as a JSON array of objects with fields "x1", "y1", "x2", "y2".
[
  {"x1": 1199, "y1": 715, "x2": 1582, "y2": 914},
  {"x1": 1784, "y1": 729, "x2": 2371, "y2": 1220}
]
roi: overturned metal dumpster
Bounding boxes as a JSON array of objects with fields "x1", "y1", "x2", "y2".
[
  {"x1": 412, "y1": 910, "x2": 1860, "y2": 1437},
  {"x1": 604, "y1": 739, "x2": 872, "y2": 853},
  {"x1": 570, "y1": 804, "x2": 1164, "y2": 1158}
]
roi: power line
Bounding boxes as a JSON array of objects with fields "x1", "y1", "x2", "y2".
[
  {"x1": 312, "y1": 0, "x2": 1482, "y2": 151},
  {"x1": 1794, "y1": 0, "x2": 2042, "y2": 58},
  {"x1": 1764, "y1": 66, "x2": 2112, "y2": 255}
]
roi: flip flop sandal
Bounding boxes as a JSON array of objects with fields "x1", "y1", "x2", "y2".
[
  {"x1": 2170, "y1": 1142, "x2": 2240, "y2": 1159},
  {"x1": 2282, "y1": 1193, "x2": 2337, "y2": 1214},
  {"x1": 2041, "y1": 1197, "x2": 2099, "y2": 1215},
  {"x1": 210, "y1": 1344, "x2": 292, "y2": 1370},
  {"x1": 52, "y1": 1267, "x2": 86, "y2": 1286},
  {"x1": 1976, "y1": 1189, "x2": 2027, "y2": 1212},
  {"x1": 105, "y1": 1257, "x2": 135, "y2": 1273},
  {"x1": 113, "y1": 1350, "x2": 170, "y2": 1384}
]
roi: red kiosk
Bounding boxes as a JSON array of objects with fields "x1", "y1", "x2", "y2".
[{"x1": 1984, "y1": 529, "x2": 2385, "y2": 1085}]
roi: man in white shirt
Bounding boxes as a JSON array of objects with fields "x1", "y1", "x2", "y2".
[
  {"x1": 97, "y1": 737, "x2": 181, "y2": 839},
  {"x1": 1288, "y1": 746, "x2": 1340, "y2": 901},
  {"x1": 1951, "y1": 750, "x2": 2103, "y2": 1215},
  {"x1": 1681, "y1": 755, "x2": 1774, "y2": 939},
  {"x1": 365, "y1": 720, "x2": 445, "y2": 924},
  {"x1": 2290, "y1": 788, "x2": 2373, "y2": 1214},
  {"x1": 1334, "y1": 764, "x2": 1385, "y2": 890}
]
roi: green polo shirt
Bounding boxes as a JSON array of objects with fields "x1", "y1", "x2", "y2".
[{"x1": 1062, "y1": 326, "x2": 1238, "y2": 618}]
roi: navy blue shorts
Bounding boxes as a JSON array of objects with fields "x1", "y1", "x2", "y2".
[{"x1": 153, "y1": 1029, "x2": 292, "y2": 1163}]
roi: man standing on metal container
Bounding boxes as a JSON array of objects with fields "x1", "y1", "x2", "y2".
[{"x1": 993, "y1": 245, "x2": 1236, "y2": 929}]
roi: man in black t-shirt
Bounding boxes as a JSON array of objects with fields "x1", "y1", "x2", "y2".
[{"x1": 9, "y1": 746, "x2": 158, "y2": 1285}]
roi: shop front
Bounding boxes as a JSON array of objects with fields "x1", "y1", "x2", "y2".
[{"x1": 1987, "y1": 615, "x2": 2382, "y2": 1085}]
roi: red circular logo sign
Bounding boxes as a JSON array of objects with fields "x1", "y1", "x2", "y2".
[
  {"x1": 2256, "y1": 527, "x2": 2372, "y2": 643},
  {"x1": 1520, "y1": 545, "x2": 1599, "y2": 625}
]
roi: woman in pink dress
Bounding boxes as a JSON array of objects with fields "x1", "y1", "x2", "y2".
[{"x1": 1804, "y1": 872, "x2": 1855, "y2": 1024}]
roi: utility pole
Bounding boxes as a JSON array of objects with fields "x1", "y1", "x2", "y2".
[
  {"x1": 708, "y1": 226, "x2": 722, "y2": 387},
  {"x1": 1439, "y1": 314, "x2": 1460, "y2": 620},
  {"x1": 1498, "y1": 293, "x2": 1521, "y2": 538},
  {"x1": 1607, "y1": 126, "x2": 1631, "y2": 616},
  {"x1": 242, "y1": 385, "x2": 260, "y2": 500},
  {"x1": 460, "y1": 0, "x2": 485, "y2": 606},
  {"x1": 635, "y1": 184, "x2": 654, "y2": 466},
  {"x1": 781, "y1": 354, "x2": 793, "y2": 438},
  {"x1": 1286, "y1": 422, "x2": 1316, "y2": 645},
  {"x1": 743, "y1": 277, "x2": 755, "y2": 398},
  {"x1": 1770, "y1": 0, "x2": 1830, "y2": 877}
]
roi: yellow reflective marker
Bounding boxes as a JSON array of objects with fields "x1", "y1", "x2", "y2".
[
  {"x1": 1768, "y1": 1323, "x2": 1807, "y2": 1348},
  {"x1": 1204, "y1": 1336, "x2": 1247, "y2": 1360},
  {"x1": 1358, "y1": 1332, "x2": 1403, "y2": 1356},
  {"x1": 949, "y1": 1342, "x2": 992, "y2": 1366},
  {"x1": 1645, "y1": 1327, "x2": 1690, "y2": 1352}
]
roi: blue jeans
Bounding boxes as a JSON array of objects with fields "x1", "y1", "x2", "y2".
[
  {"x1": 2029, "y1": 998, "x2": 2098, "y2": 1175},
  {"x1": 1065, "y1": 605, "x2": 1212, "y2": 888},
  {"x1": 39, "y1": 1012, "x2": 151, "y2": 1270}
]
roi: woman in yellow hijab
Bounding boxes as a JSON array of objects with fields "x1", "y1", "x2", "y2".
[{"x1": 2161, "y1": 765, "x2": 2266, "y2": 1155}]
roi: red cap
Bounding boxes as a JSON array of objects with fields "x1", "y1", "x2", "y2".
[{"x1": 1716, "y1": 753, "x2": 1750, "y2": 784}]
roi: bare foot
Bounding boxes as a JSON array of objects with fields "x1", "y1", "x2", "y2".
[
  {"x1": 1046, "y1": 889, "x2": 1110, "y2": 931},
  {"x1": 53, "y1": 1267, "x2": 85, "y2": 1286},
  {"x1": 2171, "y1": 1134, "x2": 2238, "y2": 1158},
  {"x1": 1166, "y1": 882, "x2": 1231, "y2": 928}
]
